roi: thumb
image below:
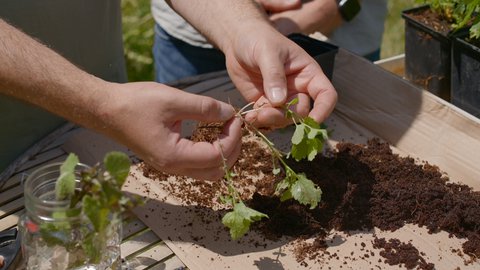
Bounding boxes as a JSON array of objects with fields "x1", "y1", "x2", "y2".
[
  {"x1": 257, "y1": 48, "x2": 288, "y2": 107},
  {"x1": 259, "y1": 0, "x2": 301, "y2": 12},
  {"x1": 173, "y1": 92, "x2": 235, "y2": 122}
]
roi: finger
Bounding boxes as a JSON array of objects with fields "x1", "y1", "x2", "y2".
[
  {"x1": 168, "y1": 90, "x2": 235, "y2": 122},
  {"x1": 260, "y1": 0, "x2": 301, "y2": 12},
  {"x1": 304, "y1": 74, "x2": 337, "y2": 124},
  {"x1": 161, "y1": 120, "x2": 243, "y2": 181},
  {"x1": 245, "y1": 94, "x2": 310, "y2": 128},
  {"x1": 169, "y1": 142, "x2": 241, "y2": 181},
  {"x1": 171, "y1": 117, "x2": 243, "y2": 169},
  {"x1": 284, "y1": 57, "x2": 337, "y2": 124},
  {"x1": 257, "y1": 45, "x2": 288, "y2": 107}
]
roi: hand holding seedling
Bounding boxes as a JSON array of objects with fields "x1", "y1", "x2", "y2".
[{"x1": 220, "y1": 98, "x2": 326, "y2": 240}]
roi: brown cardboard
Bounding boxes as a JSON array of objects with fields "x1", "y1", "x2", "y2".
[{"x1": 66, "y1": 49, "x2": 480, "y2": 269}]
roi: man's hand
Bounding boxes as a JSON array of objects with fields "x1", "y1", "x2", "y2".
[
  {"x1": 101, "y1": 82, "x2": 243, "y2": 180},
  {"x1": 168, "y1": 0, "x2": 337, "y2": 129},
  {"x1": 224, "y1": 23, "x2": 337, "y2": 128},
  {"x1": 256, "y1": 0, "x2": 301, "y2": 13},
  {"x1": 268, "y1": 0, "x2": 343, "y2": 36}
]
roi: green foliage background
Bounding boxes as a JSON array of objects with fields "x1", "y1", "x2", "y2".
[{"x1": 121, "y1": 0, "x2": 418, "y2": 82}]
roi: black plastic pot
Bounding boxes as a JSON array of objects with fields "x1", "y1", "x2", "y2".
[
  {"x1": 288, "y1": 33, "x2": 338, "y2": 80},
  {"x1": 402, "y1": 5, "x2": 452, "y2": 101},
  {"x1": 451, "y1": 34, "x2": 480, "y2": 117}
]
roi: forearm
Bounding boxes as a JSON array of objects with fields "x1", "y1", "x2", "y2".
[
  {"x1": 0, "y1": 19, "x2": 110, "y2": 131},
  {"x1": 166, "y1": 0, "x2": 273, "y2": 52}
]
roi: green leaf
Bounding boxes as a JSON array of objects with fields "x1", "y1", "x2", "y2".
[
  {"x1": 291, "y1": 174, "x2": 322, "y2": 209},
  {"x1": 272, "y1": 168, "x2": 281, "y2": 175},
  {"x1": 303, "y1": 116, "x2": 321, "y2": 129},
  {"x1": 82, "y1": 233, "x2": 103, "y2": 264},
  {"x1": 470, "y1": 21, "x2": 480, "y2": 39},
  {"x1": 307, "y1": 138, "x2": 322, "y2": 161},
  {"x1": 291, "y1": 138, "x2": 308, "y2": 161},
  {"x1": 83, "y1": 195, "x2": 109, "y2": 232},
  {"x1": 104, "y1": 151, "x2": 131, "y2": 186},
  {"x1": 279, "y1": 188, "x2": 293, "y2": 202},
  {"x1": 222, "y1": 202, "x2": 268, "y2": 240},
  {"x1": 307, "y1": 128, "x2": 320, "y2": 139},
  {"x1": 291, "y1": 124, "x2": 305, "y2": 145},
  {"x1": 55, "y1": 153, "x2": 79, "y2": 200}
]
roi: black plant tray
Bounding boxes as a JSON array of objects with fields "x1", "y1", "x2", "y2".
[
  {"x1": 288, "y1": 33, "x2": 338, "y2": 80},
  {"x1": 451, "y1": 31, "x2": 480, "y2": 117},
  {"x1": 402, "y1": 5, "x2": 452, "y2": 101}
]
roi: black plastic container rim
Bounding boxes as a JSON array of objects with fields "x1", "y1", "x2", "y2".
[
  {"x1": 453, "y1": 35, "x2": 480, "y2": 58},
  {"x1": 401, "y1": 4, "x2": 453, "y2": 43},
  {"x1": 287, "y1": 33, "x2": 339, "y2": 55}
]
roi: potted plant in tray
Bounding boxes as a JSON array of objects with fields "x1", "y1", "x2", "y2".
[
  {"x1": 18, "y1": 152, "x2": 141, "y2": 270},
  {"x1": 401, "y1": 0, "x2": 462, "y2": 101},
  {"x1": 451, "y1": 1, "x2": 480, "y2": 117}
]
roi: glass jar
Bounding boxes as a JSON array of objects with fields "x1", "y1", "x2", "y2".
[{"x1": 18, "y1": 162, "x2": 122, "y2": 270}]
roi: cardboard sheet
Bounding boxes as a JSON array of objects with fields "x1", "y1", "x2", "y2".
[{"x1": 65, "y1": 50, "x2": 480, "y2": 269}]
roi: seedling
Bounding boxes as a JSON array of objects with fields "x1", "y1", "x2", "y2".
[
  {"x1": 39, "y1": 152, "x2": 142, "y2": 265},
  {"x1": 220, "y1": 98, "x2": 327, "y2": 240},
  {"x1": 417, "y1": 0, "x2": 480, "y2": 39}
]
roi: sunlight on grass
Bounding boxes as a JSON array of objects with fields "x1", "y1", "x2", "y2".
[{"x1": 380, "y1": 0, "x2": 418, "y2": 59}]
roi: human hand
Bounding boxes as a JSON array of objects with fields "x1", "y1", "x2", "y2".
[
  {"x1": 255, "y1": 0, "x2": 301, "y2": 13},
  {"x1": 223, "y1": 24, "x2": 337, "y2": 128},
  {"x1": 100, "y1": 82, "x2": 242, "y2": 180},
  {"x1": 268, "y1": 0, "x2": 342, "y2": 36}
]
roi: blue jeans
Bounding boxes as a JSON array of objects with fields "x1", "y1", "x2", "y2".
[{"x1": 153, "y1": 24, "x2": 226, "y2": 83}]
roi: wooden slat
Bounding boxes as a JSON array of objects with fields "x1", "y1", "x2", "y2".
[
  {"x1": 121, "y1": 229, "x2": 161, "y2": 257},
  {"x1": 0, "y1": 185, "x2": 23, "y2": 206},
  {"x1": 0, "y1": 209, "x2": 23, "y2": 231},
  {"x1": 123, "y1": 241, "x2": 175, "y2": 270},
  {"x1": 0, "y1": 155, "x2": 67, "y2": 196},
  {"x1": 0, "y1": 197, "x2": 23, "y2": 219},
  {"x1": 38, "y1": 127, "x2": 80, "y2": 154},
  {"x1": 146, "y1": 255, "x2": 187, "y2": 270},
  {"x1": 15, "y1": 147, "x2": 66, "y2": 173},
  {"x1": 122, "y1": 217, "x2": 149, "y2": 240}
]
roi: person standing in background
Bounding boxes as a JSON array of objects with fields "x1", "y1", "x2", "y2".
[{"x1": 151, "y1": 0, "x2": 388, "y2": 84}]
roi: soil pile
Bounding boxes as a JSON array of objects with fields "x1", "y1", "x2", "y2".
[{"x1": 140, "y1": 123, "x2": 480, "y2": 269}]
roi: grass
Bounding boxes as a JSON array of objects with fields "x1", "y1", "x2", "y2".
[
  {"x1": 381, "y1": 0, "x2": 418, "y2": 59},
  {"x1": 121, "y1": 0, "x2": 419, "y2": 81}
]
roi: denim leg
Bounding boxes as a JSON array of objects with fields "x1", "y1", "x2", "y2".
[{"x1": 153, "y1": 24, "x2": 226, "y2": 84}]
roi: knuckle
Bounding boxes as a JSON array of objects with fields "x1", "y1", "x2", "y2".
[{"x1": 200, "y1": 98, "x2": 221, "y2": 119}]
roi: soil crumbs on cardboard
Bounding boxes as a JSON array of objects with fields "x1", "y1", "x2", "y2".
[{"x1": 140, "y1": 123, "x2": 480, "y2": 269}]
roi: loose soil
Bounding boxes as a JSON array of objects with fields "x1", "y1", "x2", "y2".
[
  {"x1": 140, "y1": 122, "x2": 480, "y2": 269},
  {"x1": 405, "y1": 7, "x2": 453, "y2": 36}
]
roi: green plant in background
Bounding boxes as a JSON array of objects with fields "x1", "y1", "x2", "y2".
[
  {"x1": 122, "y1": 0, "x2": 155, "y2": 82},
  {"x1": 416, "y1": 0, "x2": 480, "y2": 39}
]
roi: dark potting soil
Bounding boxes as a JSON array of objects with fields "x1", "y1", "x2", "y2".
[
  {"x1": 407, "y1": 7, "x2": 453, "y2": 36},
  {"x1": 140, "y1": 122, "x2": 480, "y2": 268}
]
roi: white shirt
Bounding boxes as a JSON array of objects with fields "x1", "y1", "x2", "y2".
[{"x1": 151, "y1": 0, "x2": 388, "y2": 55}]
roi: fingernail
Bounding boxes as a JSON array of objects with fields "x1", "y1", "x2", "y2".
[
  {"x1": 220, "y1": 104, "x2": 235, "y2": 120},
  {"x1": 269, "y1": 87, "x2": 286, "y2": 105}
]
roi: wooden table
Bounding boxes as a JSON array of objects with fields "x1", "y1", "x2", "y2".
[{"x1": 0, "y1": 125, "x2": 187, "y2": 270}]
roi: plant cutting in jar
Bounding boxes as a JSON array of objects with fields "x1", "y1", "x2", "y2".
[
  {"x1": 220, "y1": 98, "x2": 327, "y2": 240},
  {"x1": 20, "y1": 151, "x2": 142, "y2": 269}
]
